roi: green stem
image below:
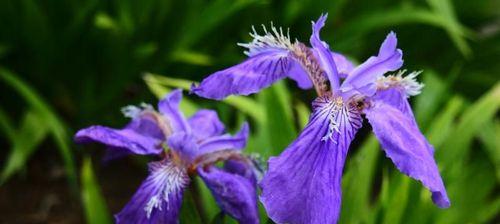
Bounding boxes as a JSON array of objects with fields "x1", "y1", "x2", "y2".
[{"x1": 189, "y1": 178, "x2": 208, "y2": 223}]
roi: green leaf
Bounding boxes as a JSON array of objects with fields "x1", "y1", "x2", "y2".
[
  {"x1": 340, "y1": 135, "x2": 380, "y2": 224},
  {"x1": 478, "y1": 120, "x2": 500, "y2": 181},
  {"x1": 294, "y1": 101, "x2": 310, "y2": 130},
  {"x1": 175, "y1": 0, "x2": 260, "y2": 50},
  {"x1": 415, "y1": 70, "x2": 448, "y2": 128},
  {"x1": 0, "y1": 107, "x2": 15, "y2": 143},
  {"x1": 0, "y1": 67, "x2": 77, "y2": 187},
  {"x1": 437, "y1": 82, "x2": 500, "y2": 178},
  {"x1": 81, "y1": 158, "x2": 112, "y2": 224},
  {"x1": 260, "y1": 81, "x2": 297, "y2": 155},
  {"x1": 382, "y1": 175, "x2": 410, "y2": 224},
  {"x1": 426, "y1": 96, "x2": 464, "y2": 148},
  {"x1": 0, "y1": 110, "x2": 49, "y2": 184}
]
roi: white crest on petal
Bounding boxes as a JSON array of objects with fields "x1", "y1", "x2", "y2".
[
  {"x1": 121, "y1": 103, "x2": 154, "y2": 119},
  {"x1": 143, "y1": 161, "x2": 190, "y2": 219},
  {"x1": 376, "y1": 70, "x2": 424, "y2": 97},
  {"x1": 313, "y1": 96, "x2": 362, "y2": 145},
  {"x1": 237, "y1": 23, "x2": 295, "y2": 56}
]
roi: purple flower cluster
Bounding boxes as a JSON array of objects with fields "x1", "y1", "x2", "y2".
[
  {"x1": 75, "y1": 90, "x2": 259, "y2": 224},
  {"x1": 76, "y1": 13, "x2": 450, "y2": 224},
  {"x1": 193, "y1": 14, "x2": 449, "y2": 224}
]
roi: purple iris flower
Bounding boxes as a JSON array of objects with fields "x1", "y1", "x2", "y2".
[
  {"x1": 192, "y1": 14, "x2": 450, "y2": 224},
  {"x1": 74, "y1": 89, "x2": 259, "y2": 224}
]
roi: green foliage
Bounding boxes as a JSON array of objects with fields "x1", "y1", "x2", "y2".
[
  {"x1": 0, "y1": 0, "x2": 498, "y2": 223},
  {"x1": 0, "y1": 68, "x2": 77, "y2": 188},
  {"x1": 81, "y1": 158, "x2": 113, "y2": 224}
]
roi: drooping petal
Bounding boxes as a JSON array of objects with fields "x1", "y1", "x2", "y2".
[
  {"x1": 191, "y1": 49, "x2": 302, "y2": 100},
  {"x1": 288, "y1": 61, "x2": 313, "y2": 89},
  {"x1": 115, "y1": 160, "x2": 190, "y2": 224},
  {"x1": 331, "y1": 52, "x2": 354, "y2": 78},
  {"x1": 198, "y1": 122, "x2": 249, "y2": 156},
  {"x1": 167, "y1": 132, "x2": 199, "y2": 162},
  {"x1": 74, "y1": 122, "x2": 163, "y2": 155},
  {"x1": 158, "y1": 89, "x2": 190, "y2": 133},
  {"x1": 188, "y1": 109, "x2": 225, "y2": 139},
  {"x1": 372, "y1": 87, "x2": 415, "y2": 118},
  {"x1": 310, "y1": 13, "x2": 340, "y2": 90},
  {"x1": 364, "y1": 101, "x2": 450, "y2": 208},
  {"x1": 260, "y1": 96, "x2": 362, "y2": 224},
  {"x1": 198, "y1": 165, "x2": 259, "y2": 224},
  {"x1": 224, "y1": 159, "x2": 258, "y2": 186},
  {"x1": 341, "y1": 32, "x2": 403, "y2": 96}
]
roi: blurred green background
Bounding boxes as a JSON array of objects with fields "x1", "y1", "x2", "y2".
[{"x1": 0, "y1": 0, "x2": 499, "y2": 223}]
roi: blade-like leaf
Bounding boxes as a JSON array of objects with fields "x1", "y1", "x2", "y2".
[
  {"x1": 340, "y1": 135, "x2": 380, "y2": 224},
  {"x1": 0, "y1": 67, "x2": 77, "y2": 187},
  {"x1": 0, "y1": 110, "x2": 49, "y2": 184},
  {"x1": 81, "y1": 157, "x2": 112, "y2": 224}
]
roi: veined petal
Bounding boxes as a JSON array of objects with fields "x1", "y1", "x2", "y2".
[
  {"x1": 198, "y1": 123, "x2": 249, "y2": 156},
  {"x1": 341, "y1": 32, "x2": 403, "y2": 96},
  {"x1": 188, "y1": 109, "x2": 225, "y2": 139},
  {"x1": 288, "y1": 61, "x2": 313, "y2": 89},
  {"x1": 192, "y1": 24, "x2": 314, "y2": 99},
  {"x1": 158, "y1": 89, "x2": 190, "y2": 133},
  {"x1": 191, "y1": 49, "x2": 301, "y2": 100},
  {"x1": 260, "y1": 97, "x2": 362, "y2": 224},
  {"x1": 167, "y1": 132, "x2": 199, "y2": 162},
  {"x1": 331, "y1": 52, "x2": 354, "y2": 78},
  {"x1": 115, "y1": 160, "x2": 189, "y2": 224},
  {"x1": 365, "y1": 101, "x2": 450, "y2": 208},
  {"x1": 74, "y1": 121, "x2": 163, "y2": 156},
  {"x1": 372, "y1": 87, "x2": 415, "y2": 118},
  {"x1": 198, "y1": 164, "x2": 259, "y2": 224},
  {"x1": 310, "y1": 13, "x2": 340, "y2": 90}
]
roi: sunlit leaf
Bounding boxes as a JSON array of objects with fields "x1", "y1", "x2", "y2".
[
  {"x1": 0, "y1": 68, "x2": 77, "y2": 187},
  {"x1": 81, "y1": 157, "x2": 112, "y2": 224},
  {"x1": 0, "y1": 110, "x2": 49, "y2": 184},
  {"x1": 340, "y1": 135, "x2": 380, "y2": 224}
]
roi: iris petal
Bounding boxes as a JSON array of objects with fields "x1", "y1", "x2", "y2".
[
  {"x1": 260, "y1": 97, "x2": 362, "y2": 224},
  {"x1": 198, "y1": 123, "x2": 249, "y2": 156},
  {"x1": 341, "y1": 32, "x2": 403, "y2": 96},
  {"x1": 198, "y1": 163, "x2": 259, "y2": 224},
  {"x1": 331, "y1": 51, "x2": 354, "y2": 78},
  {"x1": 191, "y1": 49, "x2": 306, "y2": 100},
  {"x1": 310, "y1": 13, "x2": 340, "y2": 90},
  {"x1": 158, "y1": 89, "x2": 190, "y2": 133},
  {"x1": 115, "y1": 160, "x2": 189, "y2": 224},
  {"x1": 365, "y1": 99, "x2": 450, "y2": 208},
  {"x1": 74, "y1": 116, "x2": 163, "y2": 156},
  {"x1": 188, "y1": 109, "x2": 225, "y2": 140}
]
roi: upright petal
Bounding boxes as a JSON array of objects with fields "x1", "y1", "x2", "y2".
[
  {"x1": 364, "y1": 101, "x2": 450, "y2": 208},
  {"x1": 331, "y1": 52, "x2": 354, "y2": 78},
  {"x1": 115, "y1": 160, "x2": 190, "y2": 224},
  {"x1": 310, "y1": 13, "x2": 340, "y2": 90},
  {"x1": 74, "y1": 120, "x2": 163, "y2": 156},
  {"x1": 260, "y1": 96, "x2": 362, "y2": 224},
  {"x1": 341, "y1": 32, "x2": 403, "y2": 96},
  {"x1": 198, "y1": 123, "x2": 249, "y2": 156},
  {"x1": 167, "y1": 132, "x2": 199, "y2": 162},
  {"x1": 198, "y1": 164, "x2": 259, "y2": 224},
  {"x1": 191, "y1": 49, "x2": 301, "y2": 100},
  {"x1": 188, "y1": 109, "x2": 225, "y2": 139},
  {"x1": 158, "y1": 89, "x2": 190, "y2": 133}
]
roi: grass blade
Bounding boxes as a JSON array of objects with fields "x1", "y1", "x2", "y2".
[{"x1": 81, "y1": 157, "x2": 112, "y2": 224}]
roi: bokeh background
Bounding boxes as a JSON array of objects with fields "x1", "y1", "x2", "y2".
[{"x1": 0, "y1": 0, "x2": 499, "y2": 223}]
